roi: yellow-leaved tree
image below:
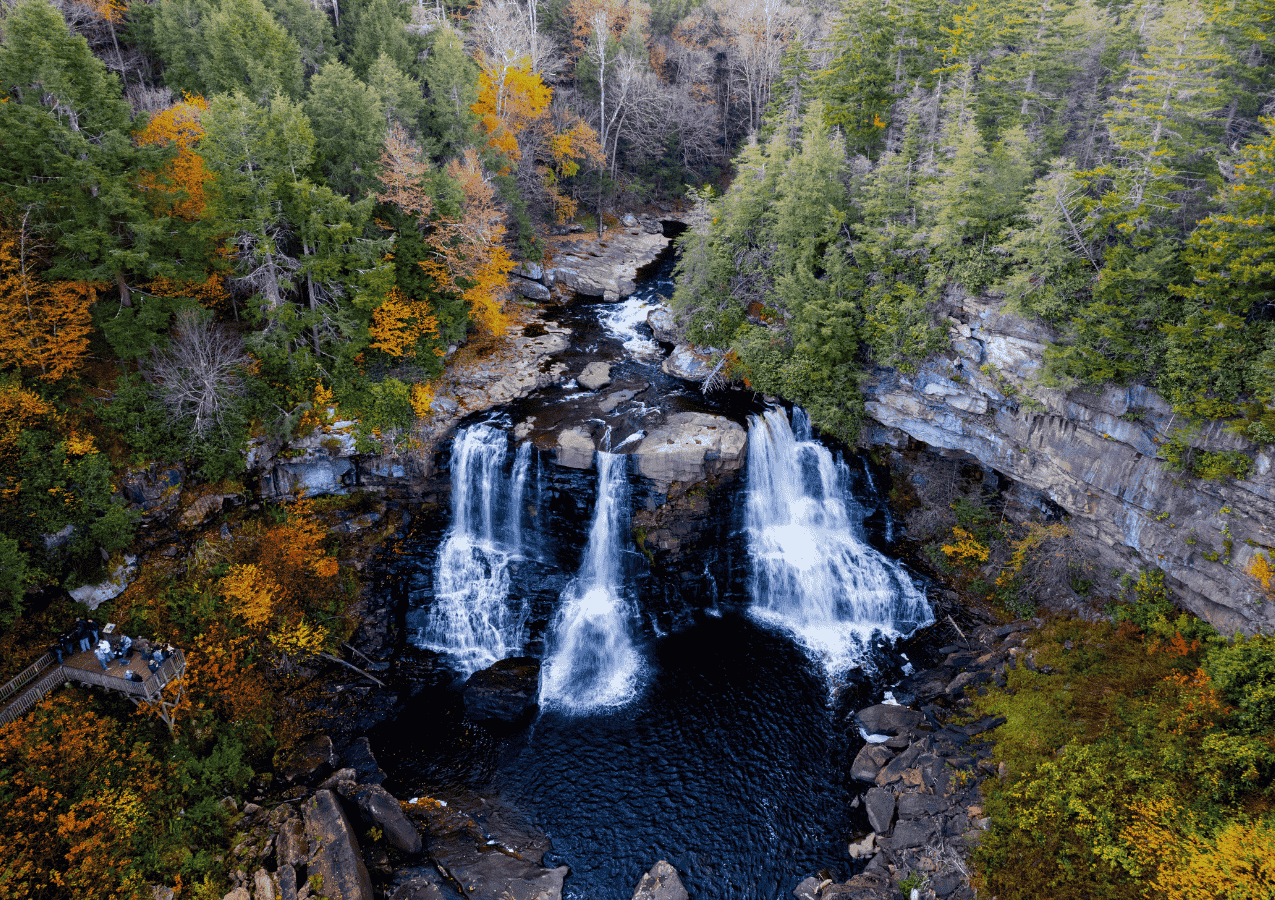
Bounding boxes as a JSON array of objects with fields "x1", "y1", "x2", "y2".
[{"x1": 0, "y1": 218, "x2": 94, "y2": 384}]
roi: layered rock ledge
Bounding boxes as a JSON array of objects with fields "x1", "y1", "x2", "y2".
[{"x1": 862, "y1": 293, "x2": 1275, "y2": 634}]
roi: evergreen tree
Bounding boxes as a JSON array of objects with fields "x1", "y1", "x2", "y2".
[{"x1": 305, "y1": 60, "x2": 386, "y2": 196}]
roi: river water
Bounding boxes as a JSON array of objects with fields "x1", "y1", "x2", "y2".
[{"x1": 380, "y1": 246, "x2": 932, "y2": 899}]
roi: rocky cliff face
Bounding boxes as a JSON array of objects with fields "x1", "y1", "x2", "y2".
[{"x1": 861, "y1": 292, "x2": 1274, "y2": 635}]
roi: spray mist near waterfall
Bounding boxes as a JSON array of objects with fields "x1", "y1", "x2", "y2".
[{"x1": 745, "y1": 407, "x2": 932, "y2": 676}]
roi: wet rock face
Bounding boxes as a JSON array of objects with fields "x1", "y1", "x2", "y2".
[
  {"x1": 462, "y1": 656, "x2": 540, "y2": 726},
  {"x1": 862, "y1": 293, "x2": 1275, "y2": 634},
  {"x1": 630, "y1": 860, "x2": 689, "y2": 900}
]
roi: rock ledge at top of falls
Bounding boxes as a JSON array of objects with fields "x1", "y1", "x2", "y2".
[
  {"x1": 551, "y1": 412, "x2": 748, "y2": 495},
  {"x1": 859, "y1": 289, "x2": 1275, "y2": 635},
  {"x1": 539, "y1": 216, "x2": 671, "y2": 301},
  {"x1": 250, "y1": 309, "x2": 572, "y2": 499},
  {"x1": 632, "y1": 412, "x2": 747, "y2": 493}
]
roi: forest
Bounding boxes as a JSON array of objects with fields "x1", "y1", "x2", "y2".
[{"x1": 1, "y1": 0, "x2": 1273, "y2": 894}]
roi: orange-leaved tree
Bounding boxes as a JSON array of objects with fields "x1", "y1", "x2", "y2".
[
  {"x1": 216, "y1": 497, "x2": 341, "y2": 671},
  {"x1": 0, "y1": 694, "x2": 169, "y2": 900},
  {"x1": 0, "y1": 217, "x2": 94, "y2": 384},
  {"x1": 470, "y1": 59, "x2": 603, "y2": 222},
  {"x1": 436, "y1": 149, "x2": 515, "y2": 337},
  {"x1": 136, "y1": 94, "x2": 212, "y2": 222}
]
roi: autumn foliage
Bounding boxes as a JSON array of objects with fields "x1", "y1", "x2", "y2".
[
  {"x1": 0, "y1": 222, "x2": 94, "y2": 383},
  {"x1": 136, "y1": 95, "x2": 212, "y2": 221},
  {"x1": 0, "y1": 695, "x2": 167, "y2": 900}
]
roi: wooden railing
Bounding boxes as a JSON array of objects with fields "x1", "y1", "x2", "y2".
[
  {"x1": 65, "y1": 650, "x2": 185, "y2": 701},
  {"x1": 0, "y1": 649, "x2": 186, "y2": 726},
  {"x1": 0, "y1": 653, "x2": 55, "y2": 705},
  {"x1": 0, "y1": 668, "x2": 67, "y2": 724}
]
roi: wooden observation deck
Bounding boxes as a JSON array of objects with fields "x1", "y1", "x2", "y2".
[{"x1": 0, "y1": 644, "x2": 187, "y2": 731}]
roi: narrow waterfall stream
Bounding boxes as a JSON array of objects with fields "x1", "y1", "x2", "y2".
[
  {"x1": 384, "y1": 245, "x2": 934, "y2": 900},
  {"x1": 540, "y1": 450, "x2": 643, "y2": 712}
]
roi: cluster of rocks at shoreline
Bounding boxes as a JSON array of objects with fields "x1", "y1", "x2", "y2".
[{"x1": 796, "y1": 621, "x2": 1033, "y2": 900}]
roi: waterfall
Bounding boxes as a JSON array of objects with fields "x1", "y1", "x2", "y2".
[
  {"x1": 414, "y1": 425, "x2": 531, "y2": 676},
  {"x1": 745, "y1": 407, "x2": 931, "y2": 676},
  {"x1": 540, "y1": 451, "x2": 643, "y2": 712}
]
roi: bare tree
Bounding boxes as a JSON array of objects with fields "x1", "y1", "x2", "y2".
[
  {"x1": 143, "y1": 311, "x2": 251, "y2": 439},
  {"x1": 469, "y1": 0, "x2": 559, "y2": 79}
]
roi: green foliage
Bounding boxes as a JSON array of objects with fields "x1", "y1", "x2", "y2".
[
  {"x1": 95, "y1": 294, "x2": 201, "y2": 361},
  {"x1": 1205, "y1": 633, "x2": 1275, "y2": 737},
  {"x1": 305, "y1": 61, "x2": 386, "y2": 197}
]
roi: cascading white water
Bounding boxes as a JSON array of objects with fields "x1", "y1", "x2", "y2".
[
  {"x1": 416, "y1": 425, "x2": 531, "y2": 676},
  {"x1": 540, "y1": 451, "x2": 643, "y2": 712},
  {"x1": 746, "y1": 407, "x2": 932, "y2": 676}
]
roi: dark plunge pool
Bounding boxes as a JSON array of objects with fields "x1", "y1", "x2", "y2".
[{"x1": 370, "y1": 245, "x2": 930, "y2": 899}]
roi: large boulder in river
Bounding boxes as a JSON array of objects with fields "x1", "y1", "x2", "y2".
[
  {"x1": 302, "y1": 790, "x2": 374, "y2": 900},
  {"x1": 631, "y1": 861, "x2": 688, "y2": 900},
  {"x1": 578, "y1": 362, "x2": 612, "y2": 390},
  {"x1": 646, "y1": 306, "x2": 678, "y2": 343},
  {"x1": 661, "y1": 345, "x2": 718, "y2": 382},
  {"x1": 857, "y1": 704, "x2": 924, "y2": 736},
  {"x1": 557, "y1": 427, "x2": 595, "y2": 469},
  {"x1": 345, "y1": 783, "x2": 422, "y2": 854},
  {"x1": 633, "y1": 413, "x2": 747, "y2": 493},
  {"x1": 463, "y1": 657, "x2": 540, "y2": 726}
]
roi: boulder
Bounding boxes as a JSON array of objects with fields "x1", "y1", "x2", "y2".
[
  {"x1": 660, "y1": 345, "x2": 717, "y2": 382},
  {"x1": 275, "y1": 865, "x2": 297, "y2": 900},
  {"x1": 463, "y1": 657, "x2": 540, "y2": 725},
  {"x1": 622, "y1": 213, "x2": 639, "y2": 228},
  {"x1": 857, "y1": 704, "x2": 924, "y2": 735},
  {"x1": 850, "y1": 744, "x2": 894, "y2": 783},
  {"x1": 275, "y1": 817, "x2": 309, "y2": 868},
  {"x1": 646, "y1": 306, "x2": 678, "y2": 343},
  {"x1": 631, "y1": 861, "x2": 688, "y2": 900},
  {"x1": 847, "y1": 832, "x2": 876, "y2": 859},
  {"x1": 598, "y1": 389, "x2": 637, "y2": 414},
  {"x1": 578, "y1": 362, "x2": 612, "y2": 391},
  {"x1": 865, "y1": 786, "x2": 896, "y2": 834},
  {"x1": 387, "y1": 866, "x2": 452, "y2": 900},
  {"x1": 180, "y1": 493, "x2": 239, "y2": 528},
  {"x1": 341, "y1": 737, "x2": 386, "y2": 786},
  {"x1": 277, "y1": 734, "x2": 336, "y2": 784},
  {"x1": 302, "y1": 789, "x2": 374, "y2": 900},
  {"x1": 511, "y1": 277, "x2": 551, "y2": 302},
  {"x1": 221, "y1": 889, "x2": 250, "y2": 900},
  {"x1": 633, "y1": 413, "x2": 747, "y2": 493},
  {"x1": 556, "y1": 427, "x2": 595, "y2": 470},
  {"x1": 347, "y1": 783, "x2": 422, "y2": 854},
  {"x1": 68, "y1": 555, "x2": 138, "y2": 609},
  {"x1": 252, "y1": 868, "x2": 275, "y2": 900},
  {"x1": 121, "y1": 463, "x2": 185, "y2": 512}
]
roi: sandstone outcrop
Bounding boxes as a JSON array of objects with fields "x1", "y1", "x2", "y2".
[
  {"x1": 632, "y1": 413, "x2": 747, "y2": 493},
  {"x1": 542, "y1": 218, "x2": 671, "y2": 301},
  {"x1": 631, "y1": 860, "x2": 689, "y2": 900},
  {"x1": 862, "y1": 293, "x2": 1275, "y2": 634}
]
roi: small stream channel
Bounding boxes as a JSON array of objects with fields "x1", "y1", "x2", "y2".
[{"x1": 371, "y1": 244, "x2": 935, "y2": 899}]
